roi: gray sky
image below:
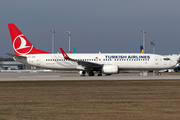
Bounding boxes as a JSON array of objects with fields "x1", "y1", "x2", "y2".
[{"x1": 1, "y1": 0, "x2": 180, "y2": 57}]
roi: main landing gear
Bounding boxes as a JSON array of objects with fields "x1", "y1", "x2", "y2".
[
  {"x1": 87, "y1": 71, "x2": 103, "y2": 76},
  {"x1": 88, "y1": 71, "x2": 95, "y2": 76},
  {"x1": 98, "y1": 71, "x2": 102, "y2": 76},
  {"x1": 80, "y1": 71, "x2": 103, "y2": 76},
  {"x1": 89, "y1": 71, "x2": 103, "y2": 76}
]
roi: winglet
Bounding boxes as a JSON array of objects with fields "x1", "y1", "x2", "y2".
[{"x1": 60, "y1": 48, "x2": 70, "y2": 60}]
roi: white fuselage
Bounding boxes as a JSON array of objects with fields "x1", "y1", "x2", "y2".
[{"x1": 13, "y1": 53, "x2": 177, "y2": 71}]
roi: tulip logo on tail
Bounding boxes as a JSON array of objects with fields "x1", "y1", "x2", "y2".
[
  {"x1": 13, "y1": 34, "x2": 33, "y2": 55},
  {"x1": 60, "y1": 48, "x2": 70, "y2": 60},
  {"x1": 63, "y1": 53, "x2": 67, "y2": 57},
  {"x1": 63, "y1": 52, "x2": 70, "y2": 59}
]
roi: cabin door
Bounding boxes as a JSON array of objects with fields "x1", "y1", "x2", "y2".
[
  {"x1": 36, "y1": 56, "x2": 40, "y2": 66},
  {"x1": 155, "y1": 56, "x2": 159, "y2": 65}
]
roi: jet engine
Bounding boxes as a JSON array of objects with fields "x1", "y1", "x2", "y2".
[
  {"x1": 102, "y1": 65, "x2": 119, "y2": 74},
  {"x1": 79, "y1": 71, "x2": 86, "y2": 76}
]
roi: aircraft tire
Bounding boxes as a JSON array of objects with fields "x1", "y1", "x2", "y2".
[
  {"x1": 88, "y1": 71, "x2": 95, "y2": 76},
  {"x1": 157, "y1": 72, "x2": 161, "y2": 76}
]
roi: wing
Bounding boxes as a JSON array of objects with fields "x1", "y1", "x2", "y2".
[{"x1": 60, "y1": 48, "x2": 102, "y2": 70}]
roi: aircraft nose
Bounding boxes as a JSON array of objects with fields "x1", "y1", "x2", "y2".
[
  {"x1": 175, "y1": 63, "x2": 179, "y2": 68},
  {"x1": 171, "y1": 60, "x2": 178, "y2": 68}
]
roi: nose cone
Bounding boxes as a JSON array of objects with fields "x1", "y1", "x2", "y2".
[{"x1": 174, "y1": 63, "x2": 180, "y2": 68}]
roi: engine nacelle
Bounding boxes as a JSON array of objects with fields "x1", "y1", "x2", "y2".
[
  {"x1": 102, "y1": 65, "x2": 119, "y2": 74},
  {"x1": 79, "y1": 71, "x2": 86, "y2": 76}
]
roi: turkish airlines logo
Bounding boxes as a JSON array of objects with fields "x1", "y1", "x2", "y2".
[
  {"x1": 62, "y1": 52, "x2": 70, "y2": 59},
  {"x1": 63, "y1": 53, "x2": 68, "y2": 59},
  {"x1": 13, "y1": 34, "x2": 33, "y2": 55}
]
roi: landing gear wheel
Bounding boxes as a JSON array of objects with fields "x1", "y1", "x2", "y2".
[
  {"x1": 97, "y1": 71, "x2": 102, "y2": 76},
  {"x1": 88, "y1": 71, "x2": 95, "y2": 76},
  {"x1": 105, "y1": 74, "x2": 112, "y2": 76},
  {"x1": 157, "y1": 72, "x2": 161, "y2": 76},
  {"x1": 98, "y1": 73, "x2": 102, "y2": 76}
]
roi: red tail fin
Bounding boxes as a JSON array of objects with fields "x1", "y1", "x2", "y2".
[
  {"x1": 8, "y1": 23, "x2": 50, "y2": 55},
  {"x1": 60, "y1": 48, "x2": 70, "y2": 60}
]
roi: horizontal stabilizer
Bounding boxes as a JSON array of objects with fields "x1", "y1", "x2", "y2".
[{"x1": 4, "y1": 53, "x2": 27, "y2": 58}]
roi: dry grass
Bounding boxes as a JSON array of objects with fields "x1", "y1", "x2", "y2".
[{"x1": 0, "y1": 80, "x2": 180, "y2": 120}]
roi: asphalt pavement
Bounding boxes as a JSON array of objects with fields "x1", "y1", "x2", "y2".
[{"x1": 0, "y1": 71, "x2": 180, "y2": 81}]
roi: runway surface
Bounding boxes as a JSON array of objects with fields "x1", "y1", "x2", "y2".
[{"x1": 0, "y1": 72, "x2": 180, "y2": 81}]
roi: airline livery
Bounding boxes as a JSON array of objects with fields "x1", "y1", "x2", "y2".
[
  {"x1": 140, "y1": 45, "x2": 144, "y2": 54},
  {"x1": 6, "y1": 23, "x2": 177, "y2": 76}
]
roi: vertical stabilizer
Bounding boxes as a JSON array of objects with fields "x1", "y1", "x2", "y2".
[
  {"x1": 8, "y1": 23, "x2": 50, "y2": 55},
  {"x1": 74, "y1": 47, "x2": 77, "y2": 54},
  {"x1": 140, "y1": 45, "x2": 144, "y2": 54}
]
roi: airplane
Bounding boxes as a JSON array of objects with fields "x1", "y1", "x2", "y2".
[
  {"x1": 74, "y1": 47, "x2": 77, "y2": 54},
  {"x1": 140, "y1": 45, "x2": 144, "y2": 54},
  {"x1": 69, "y1": 47, "x2": 76, "y2": 54},
  {"x1": 5, "y1": 23, "x2": 177, "y2": 76}
]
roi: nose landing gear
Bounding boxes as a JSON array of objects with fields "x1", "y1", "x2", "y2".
[{"x1": 157, "y1": 72, "x2": 161, "y2": 76}]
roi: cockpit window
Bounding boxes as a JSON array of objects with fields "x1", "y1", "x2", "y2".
[{"x1": 163, "y1": 58, "x2": 170, "y2": 61}]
